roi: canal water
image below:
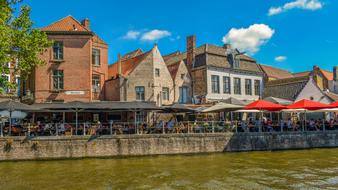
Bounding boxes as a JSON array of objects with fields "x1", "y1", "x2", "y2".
[{"x1": 0, "y1": 149, "x2": 337, "y2": 190}]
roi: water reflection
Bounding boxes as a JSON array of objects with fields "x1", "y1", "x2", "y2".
[{"x1": 0, "y1": 149, "x2": 337, "y2": 190}]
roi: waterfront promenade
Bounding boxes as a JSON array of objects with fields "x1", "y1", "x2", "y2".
[{"x1": 1, "y1": 130, "x2": 337, "y2": 161}]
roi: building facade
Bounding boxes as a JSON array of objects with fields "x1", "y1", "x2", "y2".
[
  {"x1": 106, "y1": 45, "x2": 175, "y2": 106},
  {"x1": 166, "y1": 60, "x2": 192, "y2": 104},
  {"x1": 164, "y1": 36, "x2": 264, "y2": 104},
  {"x1": 22, "y1": 16, "x2": 108, "y2": 103}
]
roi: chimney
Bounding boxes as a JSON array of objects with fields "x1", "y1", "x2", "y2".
[
  {"x1": 186, "y1": 35, "x2": 196, "y2": 72},
  {"x1": 118, "y1": 53, "x2": 122, "y2": 77},
  {"x1": 334, "y1": 66, "x2": 338, "y2": 81},
  {"x1": 81, "y1": 18, "x2": 90, "y2": 30}
]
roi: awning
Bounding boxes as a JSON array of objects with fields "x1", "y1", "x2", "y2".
[
  {"x1": 0, "y1": 99, "x2": 38, "y2": 112},
  {"x1": 161, "y1": 104, "x2": 195, "y2": 113},
  {"x1": 32, "y1": 101, "x2": 161, "y2": 112}
]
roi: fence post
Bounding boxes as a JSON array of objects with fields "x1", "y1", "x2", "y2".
[
  {"x1": 162, "y1": 122, "x2": 165, "y2": 134},
  {"x1": 212, "y1": 122, "x2": 215, "y2": 133},
  {"x1": 55, "y1": 123, "x2": 58, "y2": 136},
  {"x1": 83, "y1": 122, "x2": 86, "y2": 136}
]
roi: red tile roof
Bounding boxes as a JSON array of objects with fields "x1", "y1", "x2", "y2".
[
  {"x1": 41, "y1": 15, "x2": 89, "y2": 32},
  {"x1": 259, "y1": 64, "x2": 294, "y2": 79},
  {"x1": 320, "y1": 69, "x2": 333, "y2": 80},
  {"x1": 108, "y1": 50, "x2": 151, "y2": 78},
  {"x1": 166, "y1": 61, "x2": 181, "y2": 79},
  {"x1": 293, "y1": 71, "x2": 311, "y2": 78}
]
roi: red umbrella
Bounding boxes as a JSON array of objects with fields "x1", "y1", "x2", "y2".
[
  {"x1": 287, "y1": 99, "x2": 332, "y2": 110},
  {"x1": 244, "y1": 100, "x2": 286, "y2": 111}
]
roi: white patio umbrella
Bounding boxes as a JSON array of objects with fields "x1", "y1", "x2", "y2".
[{"x1": 202, "y1": 102, "x2": 243, "y2": 113}]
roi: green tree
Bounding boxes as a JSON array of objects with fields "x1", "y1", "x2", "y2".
[{"x1": 0, "y1": 0, "x2": 52, "y2": 94}]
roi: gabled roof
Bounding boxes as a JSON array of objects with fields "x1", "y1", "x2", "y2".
[
  {"x1": 92, "y1": 35, "x2": 107, "y2": 45},
  {"x1": 320, "y1": 69, "x2": 333, "y2": 80},
  {"x1": 259, "y1": 64, "x2": 294, "y2": 79},
  {"x1": 121, "y1": 49, "x2": 143, "y2": 61},
  {"x1": 163, "y1": 44, "x2": 262, "y2": 73},
  {"x1": 108, "y1": 49, "x2": 152, "y2": 78},
  {"x1": 166, "y1": 61, "x2": 182, "y2": 79},
  {"x1": 41, "y1": 15, "x2": 89, "y2": 32},
  {"x1": 292, "y1": 68, "x2": 333, "y2": 81},
  {"x1": 263, "y1": 76, "x2": 309, "y2": 101},
  {"x1": 293, "y1": 71, "x2": 311, "y2": 78}
]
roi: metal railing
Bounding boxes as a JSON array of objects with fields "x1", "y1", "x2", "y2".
[{"x1": 0, "y1": 120, "x2": 337, "y2": 137}]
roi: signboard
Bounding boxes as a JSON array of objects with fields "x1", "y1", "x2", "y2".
[{"x1": 65, "y1": 91, "x2": 85, "y2": 95}]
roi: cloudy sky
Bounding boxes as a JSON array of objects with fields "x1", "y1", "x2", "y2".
[{"x1": 27, "y1": 0, "x2": 338, "y2": 72}]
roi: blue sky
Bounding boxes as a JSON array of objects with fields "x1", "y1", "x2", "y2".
[{"x1": 26, "y1": 0, "x2": 338, "y2": 73}]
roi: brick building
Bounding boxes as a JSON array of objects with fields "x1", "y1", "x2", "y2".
[
  {"x1": 105, "y1": 45, "x2": 175, "y2": 106},
  {"x1": 22, "y1": 16, "x2": 108, "y2": 103},
  {"x1": 164, "y1": 36, "x2": 264, "y2": 104}
]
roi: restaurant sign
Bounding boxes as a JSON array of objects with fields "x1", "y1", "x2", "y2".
[{"x1": 65, "y1": 91, "x2": 85, "y2": 95}]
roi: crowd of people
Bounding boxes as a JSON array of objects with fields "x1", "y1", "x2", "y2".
[{"x1": 1, "y1": 116, "x2": 338, "y2": 136}]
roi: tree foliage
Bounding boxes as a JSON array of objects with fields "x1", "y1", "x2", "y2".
[{"x1": 0, "y1": 0, "x2": 52, "y2": 94}]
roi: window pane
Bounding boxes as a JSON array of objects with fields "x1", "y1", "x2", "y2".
[
  {"x1": 53, "y1": 70, "x2": 64, "y2": 90},
  {"x1": 162, "y1": 87, "x2": 169, "y2": 101},
  {"x1": 92, "y1": 49, "x2": 100, "y2": 65},
  {"x1": 92, "y1": 74, "x2": 101, "y2": 92},
  {"x1": 245, "y1": 79, "x2": 252, "y2": 95},
  {"x1": 155, "y1": 69, "x2": 160, "y2": 77},
  {"x1": 223, "y1": 76, "x2": 230, "y2": 94},
  {"x1": 234, "y1": 78, "x2": 241, "y2": 95},
  {"x1": 135, "y1": 86, "x2": 145, "y2": 101},
  {"x1": 254, "y1": 80, "x2": 260, "y2": 96},
  {"x1": 211, "y1": 75, "x2": 220, "y2": 93},
  {"x1": 53, "y1": 42, "x2": 63, "y2": 60}
]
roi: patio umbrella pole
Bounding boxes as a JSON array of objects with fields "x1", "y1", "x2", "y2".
[
  {"x1": 9, "y1": 111, "x2": 12, "y2": 136},
  {"x1": 278, "y1": 112, "x2": 282, "y2": 132},
  {"x1": 110, "y1": 121, "x2": 113, "y2": 135},
  {"x1": 75, "y1": 111, "x2": 78, "y2": 135},
  {"x1": 0, "y1": 121, "x2": 3, "y2": 137}
]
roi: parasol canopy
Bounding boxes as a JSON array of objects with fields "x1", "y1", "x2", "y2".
[
  {"x1": 202, "y1": 102, "x2": 243, "y2": 113},
  {"x1": 286, "y1": 99, "x2": 332, "y2": 111},
  {"x1": 243, "y1": 100, "x2": 286, "y2": 111}
]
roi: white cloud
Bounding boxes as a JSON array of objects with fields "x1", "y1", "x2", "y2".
[
  {"x1": 123, "y1": 30, "x2": 140, "y2": 40},
  {"x1": 275, "y1": 56, "x2": 287, "y2": 62},
  {"x1": 268, "y1": 0, "x2": 323, "y2": 16},
  {"x1": 222, "y1": 24, "x2": 275, "y2": 54},
  {"x1": 141, "y1": 29, "x2": 171, "y2": 41}
]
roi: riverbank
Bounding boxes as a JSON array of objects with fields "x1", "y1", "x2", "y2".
[
  {"x1": 0, "y1": 131, "x2": 337, "y2": 161},
  {"x1": 1, "y1": 149, "x2": 338, "y2": 189}
]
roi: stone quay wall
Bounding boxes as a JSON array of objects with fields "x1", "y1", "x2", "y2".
[{"x1": 0, "y1": 131, "x2": 337, "y2": 161}]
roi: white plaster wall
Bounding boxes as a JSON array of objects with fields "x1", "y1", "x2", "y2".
[
  {"x1": 295, "y1": 78, "x2": 332, "y2": 103},
  {"x1": 206, "y1": 69, "x2": 263, "y2": 101}
]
